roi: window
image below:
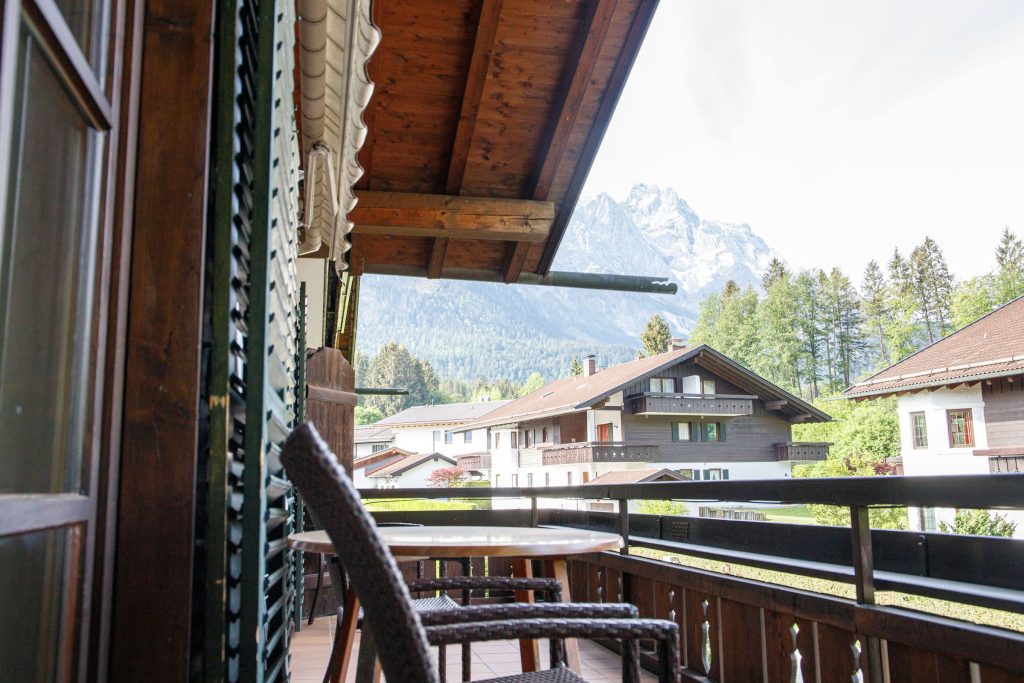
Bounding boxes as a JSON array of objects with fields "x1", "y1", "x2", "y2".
[
  {"x1": 511, "y1": 474, "x2": 519, "y2": 487},
  {"x1": 523, "y1": 430, "x2": 532, "y2": 448},
  {"x1": 582, "y1": 471, "x2": 590, "y2": 483},
  {"x1": 947, "y1": 410, "x2": 974, "y2": 447},
  {"x1": 702, "y1": 380, "x2": 716, "y2": 395},
  {"x1": 677, "y1": 468, "x2": 694, "y2": 480},
  {"x1": 527, "y1": 473, "x2": 533, "y2": 487},
  {"x1": 371, "y1": 443, "x2": 387, "y2": 453},
  {"x1": 567, "y1": 471, "x2": 573, "y2": 486},
  {"x1": 444, "y1": 431, "x2": 453, "y2": 444},
  {"x1": 705, "y1": 469, "x2": 722, "y2": 480},
  {"x1": 511, "y1": 431, "x2": 519, "y2": 448},
  {"x1": 541, "y1": 427, "x2": 548, "y2": 442},
  {"x1": 545, "y1": 472, "x2": 550, "y2": 486},
  {"x1": 433, "y1": 430, "x2": 442, "y2": 445},
  {"x1": 911, "y1": 412, "x2": 928, "y2": 449},
  {"x1": 493, "y1": 432, "x2": 501, "y2": 449},
  {"x1": 702, "y1": 422, "x2": 722, "y2": 442},
  {"x1": 464, "y1": 431, "x2": 472, "y2": 444},
  {"x1": 650, "y1": 377, "x2": 674, "y2": 393},
  {"x1": 494, "y1": 474, "x2": 500, "y2": 487},
  {"x1": 671, "y1": 422, "x2": 692, "y2": 442}
]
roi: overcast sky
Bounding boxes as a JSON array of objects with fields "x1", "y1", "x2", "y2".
[{"x1": 584, "y1": 0, "x2": 1024, "y2": 281}]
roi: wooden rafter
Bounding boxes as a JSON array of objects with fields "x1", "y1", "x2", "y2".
[
  {"x1": 503, "y1": 242, "x2": 531, "y2": 284},
  {"x1": 528, "y1": 0, "x2": 618, "y2": 201},
  {"x1": 446, "y1": 0, "x2": 504, "y2": 196},
  {"x1": 427, "y1": 238, "x2": 449, "y2": 279},
  {"x1": 350, "y1": 191, "x2": 553, "y2": 241}
]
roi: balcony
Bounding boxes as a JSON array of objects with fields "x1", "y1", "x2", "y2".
[
  {"x1": 519, "y1": 442, "x2": 660, "y2": 466},
  {"x1": 456, "y1": 453, "x2": 492, "y2": 470},
  {"x1": 774, "y1": 441, "x2": 831, "y2": 462},
  {"x1": 341, "y1": 475, "x2": 1024, "y2": 682},
  {"x1": 627, "y1": 392, "x2": 756, "y2": 417}
]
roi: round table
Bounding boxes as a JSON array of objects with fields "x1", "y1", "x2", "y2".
[{"x1": 289, "y1": 525, "x2": 623, "y2": 680}]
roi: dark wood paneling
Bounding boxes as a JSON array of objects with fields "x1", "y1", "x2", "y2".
[
  {"x1": 622, "y1": 410, "x2": 791, "y2": 462},
  {"x1": 982, "y1": 379, "x2": 1024, "y2": 449},
  {"x1": 558, "y1": 412, "x2": 587, "y2": 444},
  {"x1": 110, "y1": 0, "x2": 215, "y2": 679},
  {"x1": 306, "y1": 348, "x2": 355, "y2": 473}
]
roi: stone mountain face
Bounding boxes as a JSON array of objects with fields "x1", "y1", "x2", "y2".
[{"x1": 356, "y1": 185, "x2": 779, "y2": 382}]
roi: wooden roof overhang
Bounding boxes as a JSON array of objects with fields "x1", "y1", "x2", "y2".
[{"x1": 298, "y1": 0, "x2": 660, "y2": 282}]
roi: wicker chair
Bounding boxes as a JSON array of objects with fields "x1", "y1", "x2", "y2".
[{"x1": 282, "y1": 423, "x2": 681, "y2": 683}]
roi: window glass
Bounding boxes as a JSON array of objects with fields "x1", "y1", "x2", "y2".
[
  {"x1": 493, "y1": 432, "x2": 500, "y2": 449},
  {"x1": 527, "y1": 473, "x2": 533, "y2": 487},
  {"x1": 911, "y1": 412, "x2": 928, "y2": 449},
  {"x1": 444, "y1": 431, "x2": 453, "y2": 444},
  {"x1": 0, "y1": 528, "x2": 72, "y2": 681},
  {"x1": 567, "y1": 471, "x2": 573, "y2": 486},
  {"x1": 702, "y1": 380, "x2": 716, "y2": 395},
  {"x1": 511, "y1": 432, "x2": 518, "y2": 448},
  {"x1": 677, "y1": 468, "x2": 694, "y2": 479},
  {"x1": 702, "y1": 422, "x2": 721, "y2": 442},
  {"x1": 705, "y1": 469, "x2": 722, "y2": 480},
  {"x1": 53, "y1": 0, "x2": 109, "y2": 77},
  {"x1": 544, "y1": 472, "x2": 550, "y2": 486},
  {"x1": 464, "y1": 431, "x2": 472, "y2": 443},
  {"x1": 511, "y1": 474, "x2": 518, "y2": 487},
  {"x1": 650, "y1": 377, "x2": 674, "y2": 393},
  {"x1": 947, "y1": 410, "x2": 973, "y2": 447},
  {"x1": 0, "y1": 30, "x2": 98, "y2": 494},
  {"x1": 673, "y1": 422, "x2": 691, "y2": 441}
]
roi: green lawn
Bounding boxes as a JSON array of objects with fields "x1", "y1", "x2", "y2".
[
  {"x1": 761, "y1": 504, "x2": 817, "y2": 524},
  {"x1": 363, "y1": 499, "x2": 486, "y2": 512}
]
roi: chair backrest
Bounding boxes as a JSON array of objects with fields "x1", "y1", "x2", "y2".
[{"x1": 282, "y1": 423, "x2": 439, "y2": 683}]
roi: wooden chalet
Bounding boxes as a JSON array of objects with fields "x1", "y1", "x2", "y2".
[{"x1": 0, "y1": 1, "x2": 1021, "y2": 683}]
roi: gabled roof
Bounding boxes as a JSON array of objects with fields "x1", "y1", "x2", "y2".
[
  {"x1": 458, "y1": 345, "x2": 829, "y2": 431},
  {"x1": 845, "y1": 295, "x2": 1024, "y2": 398},
  {"x1": 376, "y1": 400, "x2": 513, "y2": 428},
  {"x1": 585, "y1": 468, "x2": 689, "y2": 485},
  {"x1": 354, "y1": 423, "x2": 395, "y2": 444},
  {"x1": 353, "y1": 447, "x2": 412, "y2": 473},
  {"x1": 366, "y1": 452, "x2": 457, "y2": 479}
]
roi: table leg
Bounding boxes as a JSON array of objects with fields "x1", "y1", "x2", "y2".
[
  {"x1": 552, "y1": 559, "x2": 581, "y2": 673},
  {"x1": 510, "y1": 558, "x2": 540, "y2": 672},
  {"x1": 328, "y1": 586, "x2": 360, "y2": 683}
]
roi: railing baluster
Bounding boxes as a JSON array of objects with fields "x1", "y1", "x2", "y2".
[
  {"x1": 850, "y1": 505, "x2": 884, "y2": 682},
  {"x1": 619, "y1": 499, "x2": 630, "y2": 555}
]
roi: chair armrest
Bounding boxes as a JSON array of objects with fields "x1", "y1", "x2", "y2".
[
  {"x1": 407, "y1": 576, "x2": 562, "y2": 600},
  {"x1": 418, "y1": 602, "x2": 638, "y2": 626},
  {"x1": 426, "y1": 618, "x2": 680, "y2": 683}
]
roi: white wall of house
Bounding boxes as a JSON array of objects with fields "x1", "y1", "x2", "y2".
[
  {"x1": 895, "y1": 387, "x2": 1024, "y2": 537},
  {"x1": 392, "y1": 425, "x2": 490, "y2": 456},
  {"x1": 355, "y1": 440, "x2": 394, "y2": 458},
  {"x1": 368, "y1": 455, "x2": 455, "y2": 489}
]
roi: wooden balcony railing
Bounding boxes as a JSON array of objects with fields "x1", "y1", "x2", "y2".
[
  {"x1": 455, "y1": 453, "x2": 492, "y2": 470},
  {"x1": 358, "y1": 474, "x2": 1024, "y2": 682},
  {"x1": 519, "y1": 442, "x2": 660, "y2": 466},
  {"x1": 627, "y1": 392, "x2": 756, "y2": 417},
  {"x1": 774, "y1": 441, "x2": 830, "y2": 461}
]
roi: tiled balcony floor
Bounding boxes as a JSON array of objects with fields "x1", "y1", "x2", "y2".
[{"x1": 291, "y1": 616, "x2": 656, "y2": 682}]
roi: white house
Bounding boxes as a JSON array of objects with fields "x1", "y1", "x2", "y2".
[
  {"x1": 456, "y1": 345, "x2": 832, "y2": 510},
  {"x1": 845, "y1": 295, "x2": 1024, "y2": 536},
  {"x1": 363, "y1": 452, "x2": 458, "y2": 489},
  {"x1": 374, "y1": 399, "x2": 512, "y2": 461},
  {"x1": 354, "y1": 423, "x2": 395, "y2": 458}
]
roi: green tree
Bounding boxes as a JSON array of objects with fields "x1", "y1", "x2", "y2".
[
  {"x1": 753, "y1": 272, "x2": 802, "y2": 392},
  {"x1": 794, "y1": 272, "x2": 824, "y2": 399},
  {"x1": 715, "y1": 286, "x2": 761, "y2": 369},
  {"x1": 938, "y1": 509, "x2": 1017, "y2": 537},
  {"x1": 761, "y1": 257, "x2": 788, "y2": 290},
  {"x1": 907, "y1": 237, "x2": 954, "y2": 343},
  {"x1": 355, "y1": 405, "x2": 384, "y2": 425},
  {"x1": 994, "y1": 227, "x2": 1024, "y2": 303},
  {"x1": 639, "y1": 314, "x2": 671, "y2": 358},
  {"x1": 861, "y1": 260, "x2": 890, "y2": 367},
  {"x1": 885, "y1": 249, "x2": 922, "y2": 362},
  {"x1": 951, "y1": 275, "x2": 999, "y2": 329},
  {"x1": 569, "y1": 356, "x2": 583, "y2": 377},
  {"x1": 519, "y1": 372, "x2": 546, "y2": 397},
  {"x1": 637, "y1": 500, "x2": 689, "y2": 516},
  {"x1": 361, "y1": 342, "x2": 442, "y2": 416},
  {"x1": 794, "y1": 397, "x2": 905, "y2": 529}
]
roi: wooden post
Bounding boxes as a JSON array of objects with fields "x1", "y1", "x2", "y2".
[
  {"x1": 851, "y1": 505, "x2": 884, "y2": 682},
  {"x1": 619, "y1": 499, "x2": 630, "y2": 555}
]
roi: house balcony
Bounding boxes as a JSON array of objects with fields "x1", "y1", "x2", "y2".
[
  {"x1": 456, "y1": 453, "x2": 492, "y2": 470},
  {"x1": 774, "y1": 441, "x2": 831, "y2": 462},
  {"x1": 519, "y1": 442, "x2": 660, "y2": 467},
  {"x1": 626, "y1": 392, "x2": 756, "y2": 417},
  {"x1": 339, "y1": 474, "x2": 1024, "y2": 682}
]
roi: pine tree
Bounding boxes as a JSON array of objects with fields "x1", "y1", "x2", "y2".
[
  {"x1": 886, "y1": 249, "x2": 922, "y2": 361},
  {"x1": 995, "y1": 227, "x2": 1024, "y2": 303},
  {"x1": 761, "y1": 257, "x2": 788, "y2": 290},
  {"x1": 754, "y1": 272, "x2": 802, "y2": 392},
  {"x1": 362, "y1": 342, "x2": 442, "y2": 416},
  {"x1": 722, "y1": 280, "x2": 740, "y2": 299},
  {"x1": 569, "y1": 355, "x2": 583, "y2": 376},
  {"x1": 860, "y1": 260, "x2": 890, "y2": 367},
  {"x1": 639, "y1": 314, "x2": 671, "y2": 358},
  {"x1": 794, "y1": 272, "x2": 823, "y2": 399}
]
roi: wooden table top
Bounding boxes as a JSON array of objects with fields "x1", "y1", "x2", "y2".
[{"x1": 288, "y1": 525, "x2": 623, "y2": 558}]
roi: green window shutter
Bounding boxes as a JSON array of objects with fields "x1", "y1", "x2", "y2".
[
  {"x1": 723, "y1": 469, "x2": 730, "y2": 480},
  {"x1": 691, "y1": 423, "x2": 700, "y2": 442},
  {"x1": 671, "y1": 423, "x2": 678, "y2": 442},
  {"x1": 719, "y1": 422, "x2": 726, "y2": 442}
]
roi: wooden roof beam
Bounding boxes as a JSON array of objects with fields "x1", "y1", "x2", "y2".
[
  {"x1": 427, "y1": 238, "x2": 449, "y2": 279},
  {"x1": 503, "y1": 242, "x2": 531, "y2": 284},
  {"x1": 446, "y1": 0, "x2": 503, "y2": 195},
  {"x1": 528, "y1": 0, "x2": 619, "y2": 201},
  {"x1": 350, "y1": 191, "x2": 554, "y2": 242}
]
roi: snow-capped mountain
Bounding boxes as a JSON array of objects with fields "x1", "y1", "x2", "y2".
[{"x1": 357, "y1": 185, "x2": 779, "y2": 381}]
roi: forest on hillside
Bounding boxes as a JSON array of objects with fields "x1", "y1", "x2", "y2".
[{"x1": 689, "y1": 230, "x2": 1024, "y2": 401}]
